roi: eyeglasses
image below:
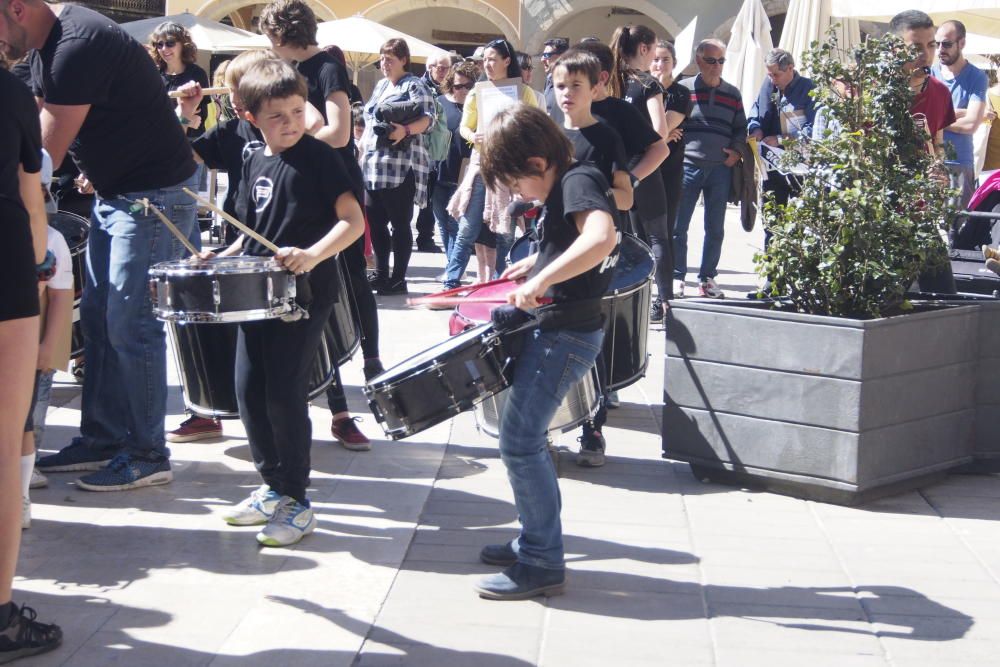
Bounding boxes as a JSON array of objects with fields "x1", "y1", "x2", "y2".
[
  {"x1": 701, "y1": 56, "x2": 726, "y2": 65},
  {"x1": 453, "y1": 82, "x2": 474, "y2": 91},
  {"x1": 430, "y1": 64, "x2": 450, "y2": 70},
  {"x1": 154, "y1": 40, "x2": 177, "y2": 50},
  {"x1": 936, "y1": 40, "x2": 955, "y2": 49}
]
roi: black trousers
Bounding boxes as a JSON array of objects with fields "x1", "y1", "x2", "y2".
[
  {"x1": 415, "y1": 170, "x2": 437, "y2": 244},
  {"x1": 236, "y1": 299, "x2": 334, "y2": 504},
  {"x1": 629, "y1": 168, "x2": 671, "y2": 303},
  {"x1": 659, "y1": 161, "x2": 683, "y2": 299},
  {"x1": 762, "y1": 173, "x2": 798, "y2": 249},
  {"x1": 367, "y1": 171, "x2": 416, "y2": 282}
]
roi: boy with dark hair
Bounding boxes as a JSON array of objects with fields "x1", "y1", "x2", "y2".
[
  {"x1": 474, "y1": 105, "x2": 620, "y2": 600},
  {"x1": 204, "y1": 59, "x2": 365, "y2": 546}
]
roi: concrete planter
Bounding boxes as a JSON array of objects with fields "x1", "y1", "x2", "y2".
[{"x1": 662, "y1": 299, "x2": 989, "y2": 504}]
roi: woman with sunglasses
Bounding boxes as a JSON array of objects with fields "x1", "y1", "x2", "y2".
[
  {"x1": 434, "y1": 61, "x2": 478, "y2": 260},
  {"x1": 442, "y1": 38, "x2": 541, "y2": 289},
  {"x1": 149, "y1": 22, "x2": 209, "y2": 137}
]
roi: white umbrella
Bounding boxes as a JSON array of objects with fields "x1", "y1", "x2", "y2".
[
  {"x1": 722, "y1": 0, "x2": 774, "y2": 114},
  {"x1": 120, "y1": 12, "x2": 269, "y2": 52},
  {"x1": 831, "y1": 0, "x2": 1000, "y2": 38},
  {"x1": 779, "y1": 0, "x2": 862, "y2": 72},
  {"x1": 316, "y1": 16, "x2": 451, "y2": 79}
]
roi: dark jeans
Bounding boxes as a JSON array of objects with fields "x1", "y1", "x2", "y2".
[
  {"x1": 629, "y1": 169, "x2": 671, "y2": 302},
  {"x1": 673, "y1": 163, "x2": 732, "y2": 281},
  {"x1": 236, "y1": 299, "x2": 334, "y2": 504},
  {"x1": 762, "y1": 172, "x2": 798, "y2": 249},
  {"x1": 415, "y1": 170, "x2": 437, "y2": 245},
  {"x1": 367, "y1": 171, "x2": 416, "y2": 282}
]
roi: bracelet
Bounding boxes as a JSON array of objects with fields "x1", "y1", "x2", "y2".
[
  {"x1": 404, "y1": 124, "x2": 411, "y2": 137},
  {"x1": 36, "y1": 249, "x2": 56, "y2": 281}
]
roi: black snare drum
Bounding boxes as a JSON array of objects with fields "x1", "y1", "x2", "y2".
[
  {"x1": 509, "y1": 233, "x2": 653, "y2": 390},
  {"x1": 365, "y1": 324, "x2": 523, "y2": 440},
  {"x1": 49, "y1": 211, "x2": 89, "y2": 357},
  {"x1": 167, "y1": 321, "x2": 336, "y2": 419},
  {"x1": 149, "y1": 256, "x2": 297, "y2": 323}
]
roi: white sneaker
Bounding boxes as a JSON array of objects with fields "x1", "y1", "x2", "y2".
[
  {"x1": 699, "y1": 277, "x2": 725, "y2": 299},
  {"x1": 30, "y1": 468, "x2": 48, "y2": 489},
  {"x1": 22, "y1": 496, "x2": 30, "y2": 530},
  {"x1": 257, "y1": 496, "x2": 316, "y2": 547},
  {"x1": 222, "y1": 484, "x2": 282, "y2": 526},
  {"x1": 674, "y1": 280, "x2": 686, "y2": 297}
]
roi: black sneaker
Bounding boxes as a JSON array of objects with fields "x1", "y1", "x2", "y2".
[
  {"x1": 576, "y1": 423, "x2": 606, "y2": 467},
  {"x1": 367, "y1": 271, "x2": 387, "y2": 292},
  {"x1": 377, "y1": 279, "x2": 408, "y2": 296},
  {"x1": 650, "y1": 298, "x2": 664, "y2": 324},
  {"x1": 363, "y1": 358, "x2": 385, "y2": 382},
  {"x1": 416, "y1": 239, "x2": 443, "y2": 253},
  {"x1": 0, "y1": 603, "x2": 63, "y2": 663}
]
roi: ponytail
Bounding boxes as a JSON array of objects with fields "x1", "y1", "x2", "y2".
[{"x1": 609, "y1": 23, "x2": 657, "y2": 99}]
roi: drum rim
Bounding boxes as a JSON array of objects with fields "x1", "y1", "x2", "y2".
[
  {"x1": 49, "y1": 210, "x2": 91, "y2": 226},
  {"x1": 153, "y1": 304, "x2": 294, "y2": 323},
  {"x1": 149, "y1": 256, "x2": 289, "y2": 276},
  {"x1": 474, "y1": 366, "x2": 601, "y2": 437},
  {"x1": 509, "y1": 232, "x2": 655, "y2": 294}
]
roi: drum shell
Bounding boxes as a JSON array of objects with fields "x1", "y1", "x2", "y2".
[
  {"x1": 49, "y1": 211, "x2": 89, "y2": 357},
  {"x1": 168, "y1": 321, "x2": 336, "y2": 419},
  {"x1": 365, "y1": 325, "x2": 516, "y2": 440},
  {"x1": 474, "y1": 366, "x2": 600, "y2": 438},
  {"x1": 328, "y1": 258, "x2": 361, "y2": 365}
]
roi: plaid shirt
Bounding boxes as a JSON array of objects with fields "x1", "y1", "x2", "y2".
[{"x1": 361, "y1": 73, "x2": 436, "y2": 207}]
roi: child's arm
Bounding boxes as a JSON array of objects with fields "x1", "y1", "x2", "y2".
[
  {"x1": 37, "y1": 288, "x2": 73, "y2": 372},
  {"x1": 629, "y1": 139, "x2": 669, "y2": 181},
  {"x1": 611, "y1": 169, "x2": 633, "y2": 211},
  {"x1": 276, "y1": 191, "x2": 365, "y2": 274},
  {"x1": 314, "y1": 91, "x2": 352, "y2": 149},
  {"x1": 508, "y1": 209, "x2": 617, "y2": 309}
]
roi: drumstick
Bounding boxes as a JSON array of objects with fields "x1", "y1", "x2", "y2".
[
  {"x1": 426, "y1": 277, "x2": 517, "y2": 299},
  {"x1": 182, "y1": 187, "x2": 281, "y2": 254},
  {"x1": 134, "y1": 198, "x2": 200, "y2": 256},
  {"x1": 168, "y1": 86, "x2": 231, "y2": 99},
  {"x1": 407, "y1": 296, "x2": 552, "y2": 307}
]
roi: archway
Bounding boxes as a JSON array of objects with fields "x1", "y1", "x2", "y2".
[
  {"x1": 365, "y1": 0, "x2": 518, "y2": 46},
  {"x1": 192, "y1": 0, "x2": 336, "y2": 25},
  {"x1": 524, "y1": 0, "x2": 681, "y2": 56}
]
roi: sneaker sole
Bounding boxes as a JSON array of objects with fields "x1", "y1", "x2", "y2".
[
  {"x1": 29, "y1": 480, "x2": 48, "y2": 490},
  {"x1": 335, "y1": 439, "x2": 372, "y2": 452},
  {"x1": 37, "y1": 459, "x2": 111, "y2": 472},
  {"x1": 475, "y1": 581, "x2": 565, "y2": 600},
  {"x1": 256, "y1": 518, "x2": 316, "y2": 547},
  {"x1": 576, "y1": 454, "x2": 606, "y2": 468},
  {"x1": 165, "y1": 431, "x2": 223, "y2": 443},
  {"x1": 223, "y1": 514, "x2": 270, "y2": 526},
  {"x1": 0, "y1": 639, "x2": 62, "y2": 664},
  {"x1": 75, "y1": 470, "x2": 173, "y2": 492}
]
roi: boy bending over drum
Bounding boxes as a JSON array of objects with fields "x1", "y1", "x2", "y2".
[
  {"x1": 474, "y1": 105, "x2": 621, "y2": 600},
  {"x1": 198, "y1": 59, "x2": 364, "y2": 546}
]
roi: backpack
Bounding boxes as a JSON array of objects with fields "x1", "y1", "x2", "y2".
[{"x1": 425, "y1": 94, "x2": 452, "y2": 162}]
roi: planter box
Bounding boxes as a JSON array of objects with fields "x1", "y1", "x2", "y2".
[{"x1": 662, "y1": 299, "x2": 986, "y2": 504}]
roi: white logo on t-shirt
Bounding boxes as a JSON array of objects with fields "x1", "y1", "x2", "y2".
[
  {"x1": 242, "y1": 140, "x2": 265, "y2": 162},
  {"x1": 253, "y1": 177, "x2": 274, "y2": 213}
]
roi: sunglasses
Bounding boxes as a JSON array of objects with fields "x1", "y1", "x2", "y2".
[
  {"x1": 154, "y1": 40, "x2": 177, "y2": 50},
  {"x1": 936, "y1": 40, "x2": 955, "y2": 49},
  {"x1": 453, "y1": 82, "x2": 474, "y2": 91},
  {"x1": 701, "y1": 56, "x2": 726, "y2": 65},
  {"x1": 540, "y1": 52, "x2": 556, "y2": 60}
]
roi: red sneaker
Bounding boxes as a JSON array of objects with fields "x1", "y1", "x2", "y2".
[
  {"x1": 331, "y1": 417, "x2": 371, "y2": 451},
  {"x1": 166, "y1": 415, "x2": 223, "y2": 443}
]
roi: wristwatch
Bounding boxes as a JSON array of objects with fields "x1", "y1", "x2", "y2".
[
  {"x1": 628, "y1": 171, "x2": 641, "y2": 190},
  {"x1": 36, "y1": 249, "x2": 56, "y2": 282}
]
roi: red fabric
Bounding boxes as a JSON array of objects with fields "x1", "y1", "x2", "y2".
[{"x1": 911, "y1": 76, "x2": 957, "y2": 151}]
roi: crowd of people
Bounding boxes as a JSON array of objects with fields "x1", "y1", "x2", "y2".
[{"x1": 0, "y1": 0, "x2": 986, "y2": 659}]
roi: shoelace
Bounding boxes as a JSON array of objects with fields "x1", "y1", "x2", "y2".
[
  {"x1": 12, "y1": 605, "x2": 57, "y2": 644},
  {"x1": 106, "y1": 454, "x2": 132, "y2": 471},
  {"x1": 270, "y1": 498, "x2": 300, "y2": 525}
]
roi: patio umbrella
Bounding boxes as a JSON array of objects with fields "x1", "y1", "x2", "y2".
[
  {"x1": 315, "y1": 16, "x2": 451, "y2": 82},
  {"x1": 779, "y1": 0, "x2": 862, "y2": 72},
  {"x1": 120, "y1": 12, "x2": 269, "y2": 52},
  {"x1": 831, "y1": 0, "x2": 1000, "y2": 38},
  {"x1": 722, "y1": 0, "x2": 774, "y2": 115}
]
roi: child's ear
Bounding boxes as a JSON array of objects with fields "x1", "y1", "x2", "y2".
[
  {"x1": 598, "y1": 71, "x2": 610, "y2": 86},
  {"x1": 526, "y1": 156, "x2": 548, "y2": 174},
  {"x1": 244, "y1": 109, "x2": 258, "y2": 127}
]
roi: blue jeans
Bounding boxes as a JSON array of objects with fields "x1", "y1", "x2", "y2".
[
  {"x1": 672, "y1": 162, "x2": 732, "y2": 281},
  {"x1": 499, "y1": 326, "x2": 604, "y2": 569},
  {"x1": 432, "y1": 181, "x2": 459, "y2": 260},
  {"x1": 79, "y1": 174, "x2": 199, "y2": 460},
  {"x1": 31, "y1": 370, "x2": 54, "y2": 446},
  {"x1": 442, "y1": 176, "x2": 486, "y2": 287},
  {"x1": 494, "y1": 230, "x2": 514, "y2": 278}
]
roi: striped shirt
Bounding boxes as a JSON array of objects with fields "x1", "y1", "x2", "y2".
[{"x1": 680, "y1": 74, "x2": 748, "y2": 166}]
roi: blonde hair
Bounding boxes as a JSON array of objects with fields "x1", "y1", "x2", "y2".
[{"x1": 224, "y1": 49, "x2": 279, "y2": 90}]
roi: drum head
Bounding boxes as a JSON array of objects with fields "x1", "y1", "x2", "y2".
[
  {"x1": 49, "y1": 211, "x2": 89, "y2": 254},
  {"x1": 151, "y1": 255, "x2": 284, "y2": 275},
  {"x1": 609, "y1": 234, "x2": 655, "y2": 294},
  {"x1": 453, "y1": 281, "x2": 518, "y2": 325}
]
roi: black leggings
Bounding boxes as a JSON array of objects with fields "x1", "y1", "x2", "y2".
[
  {"x1": 367, "y1": 171, "x2": 416, "y2": 282},
  {"x1": 629, "y1": 169, "x2": 671, "y2": 302}
]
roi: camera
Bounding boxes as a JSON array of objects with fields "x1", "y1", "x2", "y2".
[{"x1": 371, "y1": 94, "x2": 424, "y2": 150}]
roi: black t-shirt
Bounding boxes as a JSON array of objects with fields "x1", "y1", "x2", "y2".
[
  {"x1": 191, "y1": 118, "x2": 264, "y2": 217},
  {"x1": 562, "y1": 120, "x2": 627, "y2": 200},
  {"x1": 162, "y1": 63, "x2": 210, "y2": 138},
  {"x1": 623, "y1": 72, "x2": 664, "y2": 126},
  {"x1": 437, "y1": 96, "x2": 471, "y2": 184},
  {"x1": 236, "y1": 135, "x2": 354, "y2": 303},
  {"x1": 29, "y1": 5, "x2": 195, "y2": 196},
  {"x1": 1, "y1": 68, "x2": 42, "y2": 220},
  {"x1": 530, "y1": 163, "x2": 621, "y2": 332},
  {"x1": 662, "y1": 80, "x2": 691, "y2": 170},
  {"x1": 10, "y1": 60, "x2": 33, "y2": 89},
  {"x1": 591, "y1": 97, "x2": 661, "y2": 170},
  {"x1": 296, "y1": 51, "x2": 359, "y2": 183}
]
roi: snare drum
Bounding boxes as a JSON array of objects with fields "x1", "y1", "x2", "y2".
[
  {"x1": 149, "y1": 256, "x2": 296, "y2": 323},
  {"x1": 508, "y1": 232, "x2": 654, "y2": 390},
  {"x1": 49, "y1": 211, "x2": 89, "y2": 357},
  {"x1": 167, "y1": 321, "x2": 337, "y2": 418},
  {"x1": 365, "y1": 323, "x2": 523, "y2": 440}
]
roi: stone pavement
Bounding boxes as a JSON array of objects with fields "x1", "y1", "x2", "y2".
[{"x1": 16, "y1": 208, "x2": 1000, "y2": 666}]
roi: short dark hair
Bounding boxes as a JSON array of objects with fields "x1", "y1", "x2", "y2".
[
  {"x1": 238, "y1": 58, "x2": 308, "y2": 116},
  {"x1": 543, "y1": 38, "x2": 569, "y2": 55},
  {"x1": 889, "y1": 10, "x2": 934, "y2": 36},
  {"x1": 443, "y1": 60, "x2": 480, "y2": 93},
  {"x1": 479, "y1": 105, "x2": 573, "y2": 190},
  {"x1": 940, "y1": 19, "x2": 967, "y2": 40},
  {"x1": 656, "y1": 40, "x2": 677, "y2": 63},
  {"x1": 517, "y1": 51, "x2": 532, "y2": 72},
  {"x1": 576, "y1": 40, "x2": 614, "y2": 75},
  {"x1": 552, "y1": 48, "x2": 600, "y2": 86},
  {"x1": 380, "y1": 38, "x2": 411, "y2": 71},
  {"x1": 259, "y1": 0, "x2": 318, "y2": 49}
]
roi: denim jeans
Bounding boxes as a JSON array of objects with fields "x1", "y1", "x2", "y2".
[
  {"x1": 500, "y1": 326, "x2": 604, "y2": 569},
  {"x1": 442, "y1": 176, "x2": 486, "y2": 287},
  {"x1": 79, "y1": 173, "x2": 199, "y2": 460},
  {"x1": 672, "y1": 162, "x2": 732, "y2": 281},
  {"x1": 31, "y1": 370, "x2": 54, "y2": 446},
  {"x1": 494, "y1": 230, "x2": 515, "y2": 278},
  {"x1": 432, "y1": 181, "x2": 459, "y2": 260}
]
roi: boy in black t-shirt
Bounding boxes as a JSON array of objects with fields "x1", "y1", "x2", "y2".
[
  {"x1": 473, "y1": 105, "x2": 620, "y2": 600},
  {"x1": 200, "y1": 60, "x2": 364, "y2": 547}
]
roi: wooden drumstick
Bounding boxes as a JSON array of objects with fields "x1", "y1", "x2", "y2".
[
  {"x1": 182, "y1": 187, "x2": 281, "y2": 254},
  {"x1": 134, "y1": 198, "x2": 200, "y2": 256},
  {"x1": 168, "y1": 86, "x2": 231, "y2": 99}
]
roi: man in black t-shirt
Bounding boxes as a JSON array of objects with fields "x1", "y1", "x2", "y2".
[{"x1": 9, "y1": 0, "x2": 201, "y2": 491}]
